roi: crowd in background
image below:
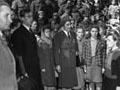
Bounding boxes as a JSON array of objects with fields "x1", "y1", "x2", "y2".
[{"x1": 2, "y1": 0, "x2": 120, "y2": 90}]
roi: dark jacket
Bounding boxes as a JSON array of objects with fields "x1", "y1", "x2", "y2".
[
  {"x1": 111, "y1": 50, "x2": 120, "y2": 86},
  {"x1": 11, "y1": 25, "x2": 42, "y2": 89},
  {"x1": 53, "y1": 30, "x2": 78, "y2": 88}
]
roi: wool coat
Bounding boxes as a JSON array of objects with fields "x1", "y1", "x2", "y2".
[
  {"x1": 38, "y1": 37, "x2": 56, "y2": 87},
  {"x1": 11, "y1": 25, "x2": 43, "y2": 89},
  {"x1": 0, "y1": 36, "x2": 17, "y2": 90},
  {"x1": 53, "y1": 30, "x2": 78, "y2": 88}
]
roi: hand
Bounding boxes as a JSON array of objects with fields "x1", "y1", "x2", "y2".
[
  {"x1": 56, "y1": 65, "x2": 61, "y2": 73},
  {"x1": 102, "y1": 68, "x2": 105, "y2": 74},
  {"x1": 76, "y1": 52, "x2": 79, "y2": 55},
  {"x1": 55, "y1": 70, "x2": 59, "y2": 77},
  {"x1": 83, "y1": 65, "x2": 87, "y2": 73},
  {"x1": 24, "y1": 73, "x2": 29, "y2": 78},
  {"x1": 41, "y1": 69, "x2": 45, "y2": 72},
  {"x1": 116, "y1": 87, "x2": 120, "y2": 90}
]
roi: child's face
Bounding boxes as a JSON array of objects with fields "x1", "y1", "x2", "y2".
[
  {"x1": 112, "y1": 1, "x2": 115, "y2": 5},
  {"x1": 107, "y1": 35, "x2": 115, "y2": 48},
  {"x1": 76, "y1": 28, "x2": 84, "y2": 38},
  {"x1": 71, "y1": 20, "x2": 75, "y2": 28},
  {"x1": 31, "y1": 21, "x2": 37, "y2": 31},
  {"x1": 44, "y1": 29, "x2": 50, "y2": 38},
  {"x1": 90, "y1": 27, "x2": 98, "y2": 38},
  {"x1": 38, "y1": 12, "x2": 44, "y2": 19},
  {"x1": 95, "y1": 14, "x2": 99, "y2": 20}
]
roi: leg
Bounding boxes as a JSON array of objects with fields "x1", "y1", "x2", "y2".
[
  {"x1": 95, "y1": 82, "x2": 102, "y2": 90},
  {"x1": 62, "y1": 88, "x2": 72, "y2": 90},
  {"x1": 44, "y1": 86, "x2": 48, "y2": 90},
  {"x1": 89, "y1": 83, "x2": 95, "y2": 90}
]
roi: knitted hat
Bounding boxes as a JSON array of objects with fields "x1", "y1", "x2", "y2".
[{"x1": 0, "y1": 0, "x2": 9, "y2": 7}]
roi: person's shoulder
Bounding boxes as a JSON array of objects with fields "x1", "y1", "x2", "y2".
[
  {"x1": 112, "y1": 50, "x2": 120, "y2": 60},
  {"x1": 56, "y1": 30, "x2": 64, "y2": 36},
  {"x1": 12, "y1": 25, "x2": 25, "y2": 36},
  {"x1": 82, "y1": 38, "x2": 89, "y2": 45},
  {"x1": 53, "y1": 30, "x2": 64, "y2": 40}
]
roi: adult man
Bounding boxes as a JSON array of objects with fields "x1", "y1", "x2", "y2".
[
  {"x1": 0, "y1": 0, "x2": 18, "y2": 90},
  {"x1": 11, "y1": 8, "x2": 43, "y2": 90}
]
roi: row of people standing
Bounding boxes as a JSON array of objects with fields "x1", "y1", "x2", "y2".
[
  {"x1": 10, "y1": 7, "x2": 105, "y2": 90},
  {"x1": 29, "y1": 15, "x2": 105, "y2": 90},
  {"x1": 35, "y1": 17, "x2": 120, "y2": 90},
  {"x1": 10, "y1": 8, "x2": 120, "y2": 90}
]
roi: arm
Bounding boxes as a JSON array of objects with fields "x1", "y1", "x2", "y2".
[
  {"x1": 82, "y1": 40, "x2": 86, "y2": 65},
  {"x1": 11, "y1": 31, "x2": 26, "y2": 76},
  {"x1": 102, "y1": 41, "x2": 107, "y2": 69},
  {"x1": 53, "y1": 33, "x2": 61, "y2": 72}
]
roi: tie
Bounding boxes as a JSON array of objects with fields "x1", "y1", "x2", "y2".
[{"x1": 68, "y1": 32, "x2": 71, "y2": 39}]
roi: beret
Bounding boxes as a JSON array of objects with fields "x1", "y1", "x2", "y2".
[{"x1": 0, "y1": 0, "x2": 9, "y2": 7}]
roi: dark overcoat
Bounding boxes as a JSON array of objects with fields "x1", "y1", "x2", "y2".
[
  {"x1": 53, "y1": 30, "x2": 78, "y2": 88},
  {"x1": 11, "y1": 25, "x2": 42, "y2": 89},
  {"x1": 38, "y1": 39, "x2": 56, "y2": 86}
]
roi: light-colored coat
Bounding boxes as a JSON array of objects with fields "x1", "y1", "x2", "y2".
[{"x1": 0, "y1": 37, "x2": 17, "y2": 90}]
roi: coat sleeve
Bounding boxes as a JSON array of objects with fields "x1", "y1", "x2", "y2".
[
  {"x1": 82, "y1": 40, "x2": 86, "y2": 65},
  {"x1": 53, "y1": 33, "x2": 61, "y2": 66},
  {"x1": 111, "y1": 56, "x2": 120, "y2": 86},
  {"x1": 102, "y1": 41, "x2": 107, "y2": 68},
  {"x1": 37, "y1": 43, "x2": 46, "y2": 70},
  {"x1": 11, "y1": 30, "x2": 24, "y2": 57},
  {"x1": 0, "y1": 42, "x2": 15, "y2": 78}
]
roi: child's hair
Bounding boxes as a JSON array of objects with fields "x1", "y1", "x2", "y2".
[
  {"x1": 42, "y1": 25, "x2": 51, "y2": 32},
  {"x1": 88, "y1": 24, "x2": 100, "y2": 39},
  {"x1": 107, "y1": 30, "x2": 120, "y2": 48},
  {"x1": 76, "y1": 25, "x2": 85, "y2": 37}
]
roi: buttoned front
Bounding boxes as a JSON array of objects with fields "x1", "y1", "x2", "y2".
[{"x1": 54, "y1": 30, "x2": 78, "y2": 88}]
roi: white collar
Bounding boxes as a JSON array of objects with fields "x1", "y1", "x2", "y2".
[
  {"x1": 0, "y1": 31, "x2": 3, "y2": 37},
  {"x1": 23, "y1": 24, "x2": 30, "y2": 31},
  {"x1": 63, "y1": 30, "x2": 69, "y2": 37}
]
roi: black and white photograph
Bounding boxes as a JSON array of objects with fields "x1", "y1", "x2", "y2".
[{"x1": 0, "y1": 0, "x2": 120, "y2": 90}]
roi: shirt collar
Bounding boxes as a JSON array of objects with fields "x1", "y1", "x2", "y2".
[
  {"x1": 0, "y1": 31, "x2": 3, "y2": 37},
  {"x1": 23, "y1": 24, "x2": 30, "y2": 31},
  {"x1": 63, "y1": 30, "x2": 68, "y2": 36}
]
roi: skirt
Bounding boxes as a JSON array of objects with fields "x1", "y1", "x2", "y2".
[{"x1": 85, "y1": 57, "x2": 102, "y2": 83}]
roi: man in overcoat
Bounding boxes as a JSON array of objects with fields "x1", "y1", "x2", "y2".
[
  {"x1": 11, "y1": 8, "x2": 43, "y2": 90},
  {"x1": 0, "y1": 0, "x2": 18, "y2": 90}
]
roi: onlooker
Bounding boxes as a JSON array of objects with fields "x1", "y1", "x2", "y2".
[
  {"x1": 30, "y1": 0, "x2": 44, "y2": 19},
  {"x1": 103, "y1": 31, "x2": 120, "y2": 90},
  {"x1": 82, "y1": 25, "x2": 106, "y2": 90},
  {"x1": 53, "y1": 18, "x2": 78, "y2": 90},
  {"x1": 11, "y1": 8, "x2": 43, "y2": 90},
  {"x1": 37, "y1": 25, "x2": 56, "y2": 90},
  {"x1": 0, "y1": 0, "x2": 18, "y2": 90},
  {"x1": 74, "y1": 26, "x2": 85, "y2": 90}
]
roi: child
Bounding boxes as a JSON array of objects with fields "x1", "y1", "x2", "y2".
[
  {"x1": 37, "y1": 25, "x2": 56, "y2": 90},
  {"x1": 74, "y1": 26, "x2": 85, "y2": 90}
]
